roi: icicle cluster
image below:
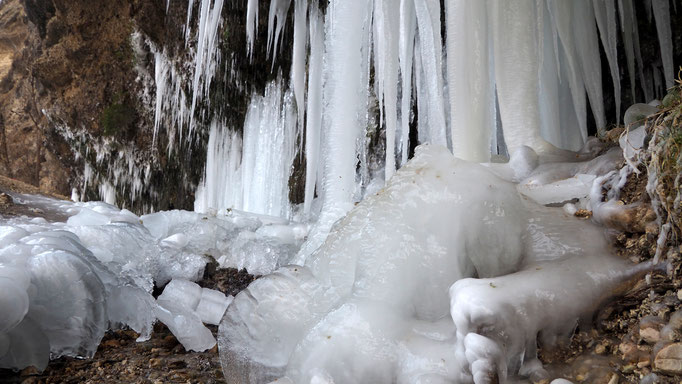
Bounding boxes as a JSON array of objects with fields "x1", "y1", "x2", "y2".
[{"x1": 195, "y1": 0, "x2": 676, "y2": 232}]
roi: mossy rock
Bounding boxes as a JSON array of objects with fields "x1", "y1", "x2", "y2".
[
  {"x1": 662, "y1": 88, "x2": 681, "y2": 109},
  {"x1": 100, "y1": 102, "x2": 136, "y2": 136}
]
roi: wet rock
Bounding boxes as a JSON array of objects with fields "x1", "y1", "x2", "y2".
[{"x1": 654, "y1": 343, "x2": 682, "y2": 375}]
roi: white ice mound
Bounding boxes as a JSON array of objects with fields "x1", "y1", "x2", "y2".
[
  {"x1": 517, "y1": 147, "x2": 622, "y2": 205},
  {"x1": 218, "y1": 145, "x2": 528, "y2": 383},
  {"x1": 449, "y1": 254, "x2": 645, "y2": 382},
  {"x1": 156, "y1": 279, "x2": 233, "y2": 351}
]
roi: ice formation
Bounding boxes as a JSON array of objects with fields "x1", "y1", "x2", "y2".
[
  {"x1": 155, "y1": 279, "x2": 234, "y2": 351},
  {"x1": 0, "y1": 193, "x2": 304, "y2": 370},
  {"x1": 195, "y1": 0, "x2": 675, "y2": 246},
  {"x1": 218, "y1": 144, "x2": 646, "y2": 383}
]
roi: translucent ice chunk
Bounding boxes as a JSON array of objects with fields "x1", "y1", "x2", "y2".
[
  {"x1": 27, "y1": 249, "x2": 107, "y2": 359},
  {"x1": 0, "y1": 276, "x2": 29, "y2": 333},
  {"x1": 624, "y1": 103, "x2": 658, "y2": 127},
  {"x1": 195, "y1": 288, "x2": 233, "y2": 325},
  {"x1": 107, "y1": 285, "x2": 157, "y2": 342},
  {"x1": 158, "y1": 279, "x2": 203, "y2": 311},
  {"x1": 155, "y1": 300, "x2": 216, "y2": 352}
]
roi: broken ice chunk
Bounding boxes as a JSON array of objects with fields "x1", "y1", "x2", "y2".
[
  {"x1": 107, "y1": 285, "x2": 157, "y2": 342},
  {"x1": 157, "y1": 279, "x2": 203, "y2": 311},
  {"x1": 155, "y1": 300, "x2": 216, "y2": 352},
  {"x1": 195, "y1": 288, "x2": 233, "y2": 325}
]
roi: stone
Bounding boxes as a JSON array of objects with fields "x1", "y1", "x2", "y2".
[
  {"x1": 595, "y1": 343, "x2": 607, "y2": 354},
  {"x1": 641, "y1": 327, "x2": 662, "y2": 344},
  {"x1": 654, "y1": 343, "x2": 682, "y2": 375}
]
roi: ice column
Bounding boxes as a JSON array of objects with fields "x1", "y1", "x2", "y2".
[
  {"x1": 446, "y1": 0, "x2": 495, "y2": 162},
  {"x1": 303, "y1": 3, "x2": 324, "y2": 217}
]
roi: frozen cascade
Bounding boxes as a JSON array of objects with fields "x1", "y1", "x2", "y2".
[
  {"x1": 196, "y1": 0, "x2": 676, "y2": 232},
  {"x1": 195, "y1": 76, "x2": 299, "y2": 218}
]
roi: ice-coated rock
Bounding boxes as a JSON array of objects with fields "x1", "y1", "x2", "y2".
[{"x1": 624, "y1": 103, "x2": 659, "y2": 127}]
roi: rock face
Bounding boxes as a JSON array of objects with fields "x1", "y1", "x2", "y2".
[
  {"x1": 0, "y1": 0, "x2": 70, "y2": 194},
  {"x1": 0, "y1": 0, "x2": 295, "y2": 212}
]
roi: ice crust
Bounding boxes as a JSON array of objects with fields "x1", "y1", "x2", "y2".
[
  {"x1": 0, "y1": 196, "x2": 300, "y2": 370},
  {"x1": 218, "y1": 145, "x2": 642, "y2": 383}
]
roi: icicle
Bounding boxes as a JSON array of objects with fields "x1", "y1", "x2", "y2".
[
  {"x1": 194, "y1": 121, "x2": 243, "y2": 213},
  {"x1": 644, "y1": 0, "x2": 653, "y2": 22},
  {"x1": 490, "y1": 0, "x2": 545, "y2": 153},
  {"x1": 652, "y1": 0, "x2": 675, "y2": 89},
  {"x1": 618, "y1": 0, "x2": 638, "y2": 102},
  {"x1": 548, "y1": 0, "x2": 588, "y2": 144},
  {"x1": 373, "y1": 0, "x2": 400, "y2": 180},
  {"x1": 246, "y1": 0, "x2": 259, "y2": 60},
  {"x1": 413, "y1": 0, "x2": 448, "y2": 148},
  {"x1": 593, "y1": 0, "x2": 622, "y2": 123},
  {"x1": 189, "y1": 0, "x2": 225, "y2": 137},
  {"x1": 538, "y1": 0, "x2": 562, "y2": 148},
  {"x1": 398, "y1": 0, "x2": 416, "y2": 166},
  {"x1": 185, "y1": 0, "x2": 196, "y2": 43},
  {"x1": 446, "y1": 0, "x2": 494, "y2": 162},
  {"x1": 291, "y1": 0, "x2": 308, "y2": 132},
  {"x1": 573, "y1": 0, "x2": 605, "y2": 135},
  {"x1": 303, "y1": 3, "x2": 324, "y2": 217},
  {"x1": 267, "y1": 0, "x2": 292, "y2": 64}
]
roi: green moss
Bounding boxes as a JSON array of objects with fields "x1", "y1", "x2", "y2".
[{"x1": 100, "y1": 102, "x2": 136, "y2": 136}]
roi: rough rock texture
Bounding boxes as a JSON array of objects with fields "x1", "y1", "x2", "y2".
[{"x1": 0, "y1": 0, "x2": 70, "y2": 195}]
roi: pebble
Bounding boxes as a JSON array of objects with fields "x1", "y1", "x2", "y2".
[
  {"x1": 654, "y1": 343, "x2": 682, "y2": 374},
  {"x1": 595, "y1": 343, "x2": 606, "y2": 354}
]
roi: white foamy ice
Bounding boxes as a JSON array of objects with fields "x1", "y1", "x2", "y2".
[
  {"x1": 156, "y1": 279, "x2": 233, "y2": 352},
  {"x1": 219, "y1": 145, "x2": 528, "y2": 383},
  {"x1": 516, "y1": 147, "x2": 623, "y2": 206},
  {"x1": 449, "y1": 254, "x2": 643, "y2": 383},
  {"x1": 141, "y1": 209, "x2": 303, "y2": 276}
]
